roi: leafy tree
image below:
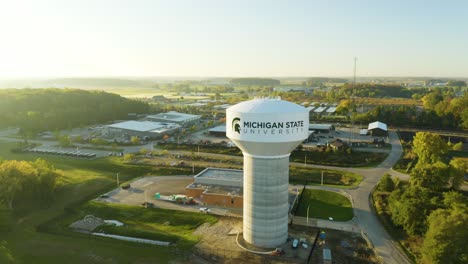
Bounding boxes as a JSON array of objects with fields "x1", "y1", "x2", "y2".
[
  {"x1": 446, "y1": 80, "x2": 467, "y2": 87},
  {"x1": 388, "y1": 186, "x2": 434, "y2": 235},
  {"x1": 31, "y1": 159, "x2": 61, "y2": 203},
  {"x1": 422, "y1": 90, "x2": 444, "y2": 110},
  {"x1": 378, "y1": 173, "x2": 395, "y2": 192},
  {"x1": 452, "y1": 142, "x2": 463, "y2": 151},
  {"x1": 461, "y1": 108, "x2": 468, "y2": 129},
  {"x1": 0, "y1": 159, "x2": 60, "y2": 209},
  {"x1": 410, "y1": 162, "x2": 449, "y2": 191},
  {"x1": 449, "y1": 159, "x2": 467, "y2": 190},
  {"x1": 442, "y1": 191, "x2": 467, "y2": 208},
  {"x1": 73, "y1": 135, "x2": 83, "y2": 143},
  {"x1": 130, "y1": 136, "x2": 140, "y2": 145},
  {"x1": 412, "y1": 132, "x2": 448, "y2": 165},
  {"x1": 123, "y1": 153, "x2": 135, "y2": 162},
  {"x1": 421, "y1": 205, "x2": 468, "y2": 264},
  {"x1": 90, "y1": 138, "x2": 107, "y2": 145},
  {"x1": 139, "y1": 148, "x2": 148, "y2": 155},
  {"x1": 0, "y1": 160, "x2": 35, "y2": 209},
  {"x1": 0, "y1": 88, "x2": 149, "y2": 132},
  {"x1": 58, "y1": 135, "x2": 72, "y2": 147}
]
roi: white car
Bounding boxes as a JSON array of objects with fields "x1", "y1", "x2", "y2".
[
  {"x1": 199, "y1": 207, "x2": 211, "y2": 213},
  {"x1": 292, "y1": 239, "x2": 299, "y2": 249}
]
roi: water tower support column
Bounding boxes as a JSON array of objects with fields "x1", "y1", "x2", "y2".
[{"x1": 243, "y1": 154, "x2": 290, "y2": 248}]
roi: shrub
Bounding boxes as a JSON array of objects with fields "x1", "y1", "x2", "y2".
[{"x1": 379, "y1": 173, "x2": 395, "y2": 192}]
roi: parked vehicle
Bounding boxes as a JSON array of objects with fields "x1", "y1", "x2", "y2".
[
  {"x1": 199, "y1": 207, "x2": 211, "y2": 214},
  {"x1": 292, "y1": 239, "x2": 299, "y2": 249}
]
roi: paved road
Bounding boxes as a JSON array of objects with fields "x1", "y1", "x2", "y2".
[
  {"x1": 348, "y1": 133, "x2": 411, "y2": 264},
  {"x1": 289, "y1": 132, "x2": 409, "y2": 264}
]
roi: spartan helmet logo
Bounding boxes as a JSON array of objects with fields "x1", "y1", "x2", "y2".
[{"x1": 232, "y1": 117, "x2": 241, "y2": 134}]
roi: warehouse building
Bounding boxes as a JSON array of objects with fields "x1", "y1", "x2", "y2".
[
  {"x1": 146, "y1": 111, "x2": 201, "y2": 126},
  {"x1": 309, "y1": 124, "x2": 335, "y2": 133},
  {"x1": 185, "y1": 168, "x2": 243, "y2": 208},
  {"x1": 103, "y1": 121, "x2": 180, "y2": 139},
  {"x1": 208, "y1": 125, "x2": 227, "y2": 137},
  {"x1": 368, "y1": 121, "x2": 388, "y2": 137}
]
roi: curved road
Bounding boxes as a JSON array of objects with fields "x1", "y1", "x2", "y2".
[{"x1": 299, "y1": 131, "x2": 410, "y2": 264}]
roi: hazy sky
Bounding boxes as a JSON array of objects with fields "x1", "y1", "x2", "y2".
[{"x1": 1, "y1": 0, "x2": 467, "y2": 78}]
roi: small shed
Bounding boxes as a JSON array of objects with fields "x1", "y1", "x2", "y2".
[{"x1": 368, "y1": 121, "x2": 388, "y2": 137}]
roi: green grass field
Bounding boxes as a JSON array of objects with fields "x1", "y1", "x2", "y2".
[
  {"x1": 46, "y1": 201, "x2": 217, "y2": 249},
  {"x1": 0, "y1": 140, "x2": 213, "y2": 263},
  {"x1": 295, "y1": 189, "x2": 353, "y2": 221},
  {"x1": 289, "y1": 167, "x2": 363, "y2": 187}
]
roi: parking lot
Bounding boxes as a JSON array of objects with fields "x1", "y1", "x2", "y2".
[
  {"x1": 97, "y1": 175, "x2": 300, "y2": 218},
  {"x1": 303, "y1": 127, "x2": 387, "y2": 148}
]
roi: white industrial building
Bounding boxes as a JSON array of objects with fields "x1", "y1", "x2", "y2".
[
  {"x1": 226, "y1": 98, "x2": 309, "y2": 248},
  {"x1": 103, "y1": 121, "x2": 180, "y2": 139},
  {"x1": 313, "y1": 106, "x2": 327, "y2": 113},
  {"x1": 325, "y1": 106, "x2": 337, "y2": 114},
  {"x1": 368, "y1": 121, "x2": 388, "y2": 136},
  {"x1": 309, "y1": 124, "x2": 335, "y2": 133},
  {"x1": 146, "y1": 111, "x2": 201, "y2": 126}
]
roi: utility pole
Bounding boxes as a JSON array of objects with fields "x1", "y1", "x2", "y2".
[
  {"x1": 116, "y1": 173, "x2": 120, "y2": 187},
  {"x1": 321, "y1": 171, "x2": 324, "y2": 186},
  {"x1": 304, "y1": 155, "x2": 307, "y2": 166},
  {"x1": 307, "y1": 204, "x2": 310, "y2": 225},
  {"x1": 353, "y1": 57, "x2": 357, "y2": 86},
  {"x1": 144, "y1": 190, "x2": 148, "y2": 208}
]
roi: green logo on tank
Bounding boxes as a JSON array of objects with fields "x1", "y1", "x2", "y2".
[{"x1": 232, "y1": 117, "x2": 241, "y2": 134}]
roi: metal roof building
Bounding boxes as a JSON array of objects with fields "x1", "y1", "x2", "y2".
[
  {"x1": 146, "y1": 111, "x2": 201, "y2": 126},
  {"x1": 309, "y1": 124, "x2": 335, "y2": 133},
  {"x1": 368, "y1": 121, "x2": 388, "y2": 137},
  {"x1": 208, "y1": 125, "x2": 227, "y2": 137},
  {"x1": 104, "y1": 121, "x2": 180, "y2": 139},
  {"x1": 325, "y1": 107, "x2": 337, "y2": 114},
  {"x1": 185, "y1": 168, "x2": 244, "y2": 209},
  {"x1": 313, "y1": 107, "x2": 327, "y2": 113}
]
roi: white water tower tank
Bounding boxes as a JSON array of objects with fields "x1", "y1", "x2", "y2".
[{"x1": 226, "y1": 98, "x2": 309, "y2": 248}]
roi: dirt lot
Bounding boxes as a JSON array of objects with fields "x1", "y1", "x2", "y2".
[
  {"x1": 309, "y1": 229, "x2": 380, "y2": 264},
  {"x1": 190, "y1": 218, "x2": 314, "y2": 264},
  {"x1": 188, "y1": 218, "x2": 379, "y2": 264}
]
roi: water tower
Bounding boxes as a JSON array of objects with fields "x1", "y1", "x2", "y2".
[{"x1": 226, "y1": 98, "x2": 309, "y2": 248}]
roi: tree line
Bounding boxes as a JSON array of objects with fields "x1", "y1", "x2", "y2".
[
  {"x1": 352, "y1": 92, "x2": 468, "y2": 129},
  {"x1": 376, "y1": 132, "x2": 467, "y2": 263},
  {"x1": 0, "y1": 159, "x2": 61, "y2": 210},
  {"x1": 0, "y1": 89, "x2": 150, "y2": 133},
  {"x1": 229, "y1": 78, "x2": 280, "y2": 86}
]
